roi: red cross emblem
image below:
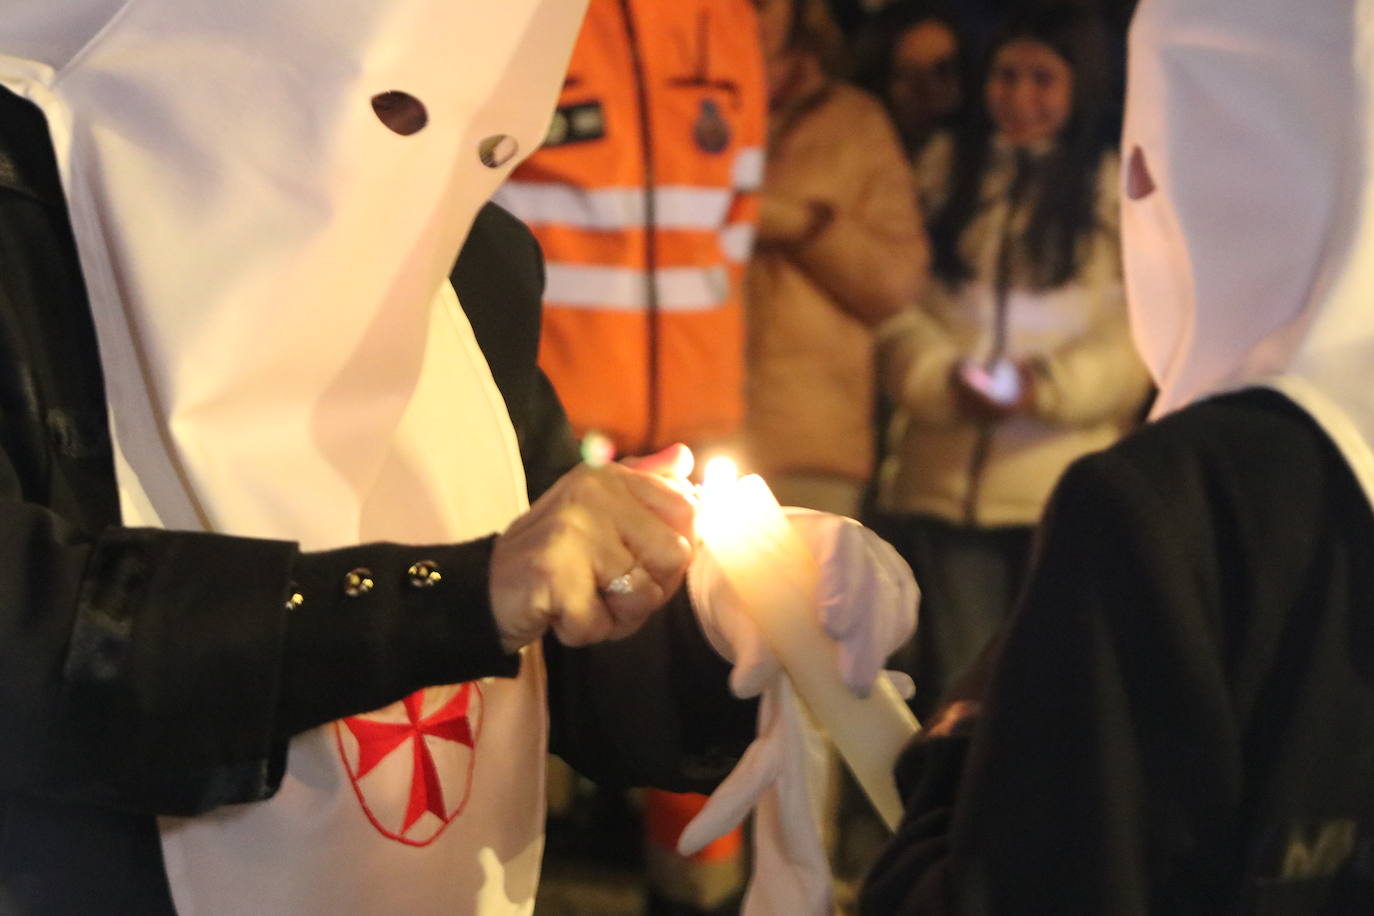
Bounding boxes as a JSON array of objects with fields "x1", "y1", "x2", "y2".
[{"x1": 336, "y1": 682, "x2": 484, "y2": 846}]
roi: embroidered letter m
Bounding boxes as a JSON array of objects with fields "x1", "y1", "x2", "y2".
[{"x1": 1281, "y1": 819, "x2": 1358, "y2": 880}]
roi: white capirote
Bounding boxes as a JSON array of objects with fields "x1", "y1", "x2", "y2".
[{"x1": 1124, "y1": 0, "x2": 1374, "y2": 504}]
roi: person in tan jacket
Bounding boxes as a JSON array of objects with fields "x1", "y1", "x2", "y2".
[
  {"x1": 745, "y1": 0, "x2": 926, "y2": 519},
  {"x1": 871, "y1": 6, "x2": 1150, "y2": 719},
  {"x1": 736, "y1": 0, "x2": 926, "y2": 901}
]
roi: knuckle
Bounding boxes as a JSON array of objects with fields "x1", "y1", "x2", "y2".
[
  {"x1": 555, "y1": 600, "x2": 613, "y2": 647},
  {"x1": 641, "y1": 534, "x2": 693, "y2": 577},
  {"x1": 572, "y1": 463, "x2": 614, "y2": 494},
  {"x1": 526, "y1": 550, "x2": 561, "y2": 583}
]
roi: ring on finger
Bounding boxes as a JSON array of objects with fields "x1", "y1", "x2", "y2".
[{"x1": 602, "y1": 569, "x2": 639, "y2": 597}]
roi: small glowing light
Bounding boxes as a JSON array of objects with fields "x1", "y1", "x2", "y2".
[
  {"x1": 702, "y1": 456, "x2": 739, "y2": 496},
  {"x1": 696, "y1": 456, "x2": 741, "y2": 543},
  {"x1": 580, "y1": 430, "x2": 617, "y2": 468}
]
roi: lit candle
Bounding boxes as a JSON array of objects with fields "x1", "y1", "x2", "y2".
[{"x1": 696, "y1": 458, "x2": 920, "y2": 830}]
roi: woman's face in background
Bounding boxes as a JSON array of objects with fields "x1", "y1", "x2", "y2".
[
  {"x1": 887, "y1": 20, "x2": 962, "y2": 142},
  {"x1": 984, "y1": 38, "x2": 1073, "y2": 148}
]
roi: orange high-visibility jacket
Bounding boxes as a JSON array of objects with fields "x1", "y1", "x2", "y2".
[{"x1": 493, "y1": 0, "x2": 765, "y2": 456}]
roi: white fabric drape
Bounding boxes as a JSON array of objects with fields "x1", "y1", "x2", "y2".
[{"x1": 0, "y1": 1, "x2": 588, "y2": 911}]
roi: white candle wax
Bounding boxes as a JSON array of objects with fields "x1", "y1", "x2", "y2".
[{"x1": 696, "y1": 467, "x2": 920, "y2": 831}]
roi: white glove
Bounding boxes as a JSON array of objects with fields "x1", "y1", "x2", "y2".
[
  {"x1": 689, "y1": 508, "x2": 919, "y2": 700},
  {"x1": 682, "y1": 509, "x2": 919, "y2": 915},
  {"x1": 680, "y1": 679, "x2": 831, "y2": 915}
]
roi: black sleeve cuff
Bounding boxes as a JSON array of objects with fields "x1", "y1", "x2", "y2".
[
  {"x1": 278, "y1": 535, "x2": 519, "y2": 738},
  {"x1": 59, "y1": 530, "x2": 517, "y2": 816}
]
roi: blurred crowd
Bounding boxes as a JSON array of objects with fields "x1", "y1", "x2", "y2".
[
  {"x1": 518, "y1": 0, "x2": 1152, "y2": 913},
  {"x1": 6, "y1": 1, "x2": 1369, "y2": 914}
]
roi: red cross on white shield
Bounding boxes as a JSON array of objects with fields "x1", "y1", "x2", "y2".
[{"x1": 336, "y1": 682, "x2": 484, "y2": 846}]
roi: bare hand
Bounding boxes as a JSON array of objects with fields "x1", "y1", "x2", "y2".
[{"x1": 488, "y1": 455, "x2": 695, "y2": 653}]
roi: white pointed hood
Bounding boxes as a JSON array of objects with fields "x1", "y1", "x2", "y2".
[
  {"x1": 1123, "y1": 0, "x2": 1374, "y2": 500},
  {"x1": 0, "y1": 0, "x2": 587, "y2": 541}
]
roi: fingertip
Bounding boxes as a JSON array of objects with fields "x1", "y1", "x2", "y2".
[
  {"x1": 886, "y1": 670, "x2": 917, "y2": 700},
  {"x1": 675, "y1": 533, "x2": 695, "y2": 569},
  {"x1": 839, "y1": 646, "x2": 880, "y2": 697},
  {"x1": 819, "y1": 599, "x2": 861, "y2": 640},
  {"x1": 665, "y1": 442, "x2": 695, "y2": 479},
  {"x1": 727, "y1": 667, "x2": 756, "y2": 699},
  {"x1": 623, "y1": 442, "x2": 695, "y2": 480},
  {"x1": 676, "y1": 826, "x2": 708, "y2": 858},
  {"x1": 729, "y1": 659, "x2": 778, "y2": 699},
  {"x1": 845, "y1": 674, "x2": 875, "y2": 699}
]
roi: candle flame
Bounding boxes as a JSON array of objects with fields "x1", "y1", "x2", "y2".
[
  {"x1": 696, "y1": 456, "x2": 740, "y2": 543},
  {"x1": 702, "y1": 456, "x2": 739, "y2": 496}
]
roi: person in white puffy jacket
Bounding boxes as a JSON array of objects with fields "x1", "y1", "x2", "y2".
[{"x1": 870, "y1": 5, "x2": 1149, "y2": 718}]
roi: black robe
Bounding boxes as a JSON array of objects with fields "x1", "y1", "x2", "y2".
[
  {"x1": 0, "y1": 87, "x2": 751, "y2": 914},
  {"x1": 861, "y1": 389, "x2": 1374, "y2": 915}
]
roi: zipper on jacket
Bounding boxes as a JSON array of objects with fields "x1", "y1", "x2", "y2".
[
  {"x1": 962, "y1": 151, "x2": 1035, "y2": 525},
  {"x1": 961, "y1": 427, "x2": 993, "y2": 526},
  {"x1": 619, "y1": 0, "x2": 661, "y2": 453}
]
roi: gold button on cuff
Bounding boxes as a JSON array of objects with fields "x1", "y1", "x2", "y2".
[
  {"x1": 343, "y1": 568, "x2": 375, "y2": 597},
  {"x1": 285, "y1": 586, "x2": 305, "y2": 611},
  {"x1": 407, "y1": 560, "x2": 443, "y2": 588}
]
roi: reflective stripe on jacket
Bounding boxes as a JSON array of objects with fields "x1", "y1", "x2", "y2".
[{"x1": 493, "y1": 0, "x2": 766, "y2": 454}]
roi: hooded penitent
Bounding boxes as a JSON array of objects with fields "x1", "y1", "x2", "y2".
[
  {"x1": 0, "y1": 1, "x2": 587, "y2": 912},
  {"x1": 1123, "y1": 0, "x2": 1374, "y2": 500}
]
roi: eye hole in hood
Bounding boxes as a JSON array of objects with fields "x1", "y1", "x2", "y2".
[
  {"x1": 371, "y1": 90, "x2": 428, "y2": 136},
  {"x1": 1126, "y1": 144, "x2": 1155, "y2": 201}
]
